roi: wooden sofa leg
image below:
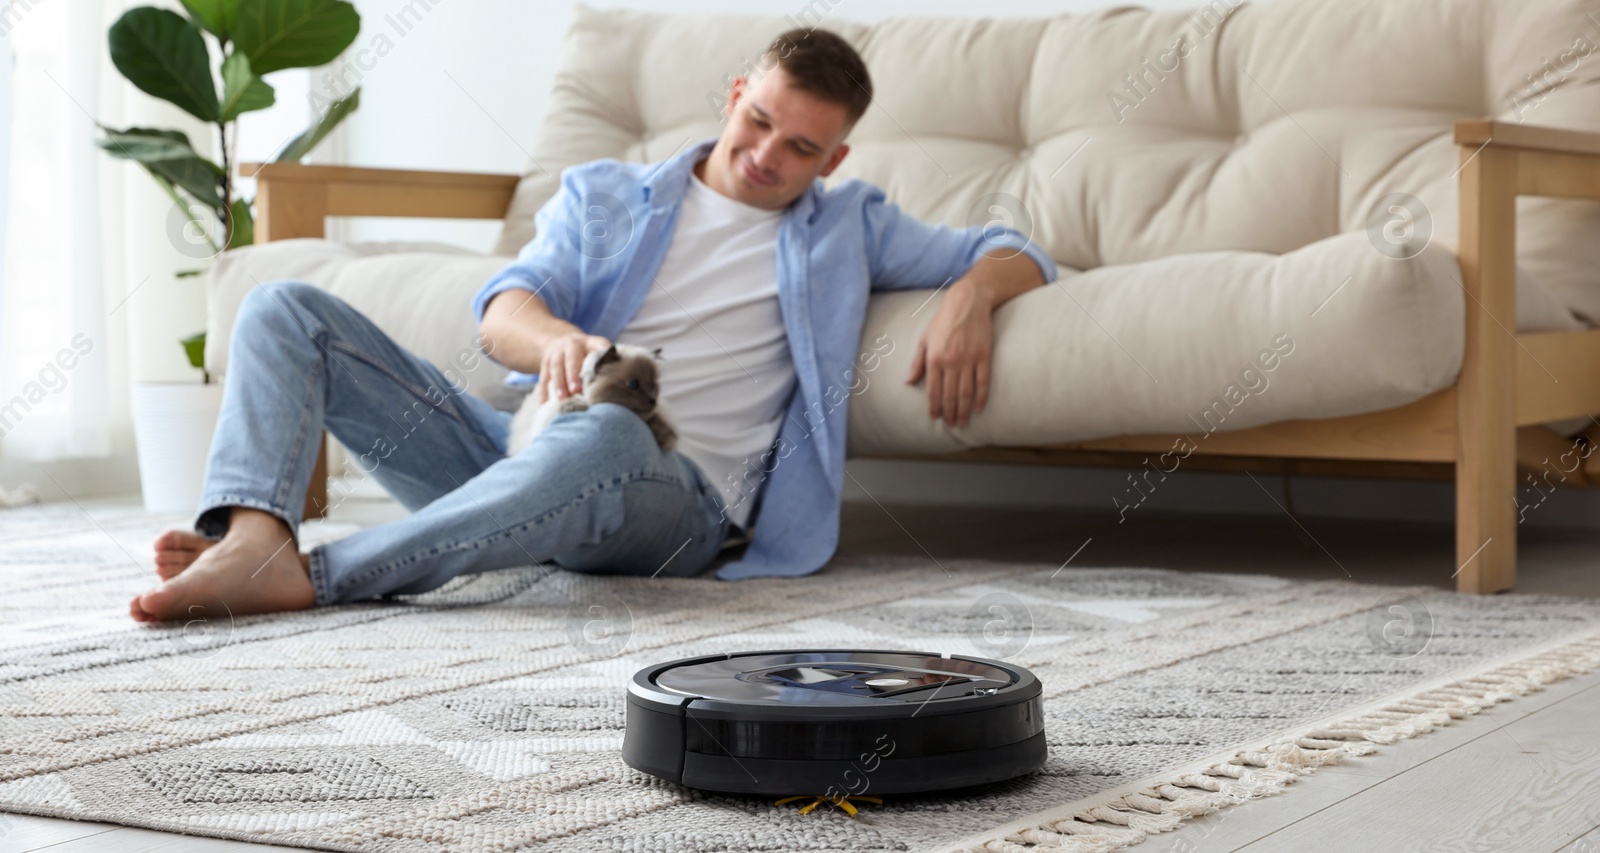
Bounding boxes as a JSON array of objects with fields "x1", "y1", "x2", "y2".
[
  {"x1": 1455, "y1": 145, "x2": 1518, "y2": 595},
  {"x1": 1456, "y1": 442, "x2": 1516, "y2": 594},
  {"x1": 302, "y1": 432, "x2": 329, "y2": 521}
]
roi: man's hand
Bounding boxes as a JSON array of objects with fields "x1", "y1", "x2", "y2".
[
  {"x1": 906, "y1": 281, "x2": 994, "y2": 426},
  {"x1": 538, "y1": 332, "x2": 613, "y2": 404},
  {"x1": 904, "y1": 250, "x2": 1047, "y2": 426}
]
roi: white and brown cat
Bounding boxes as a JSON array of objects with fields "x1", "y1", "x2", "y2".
[{"x1": 506, "y1": 344, "x2": 677, "y2": 455}]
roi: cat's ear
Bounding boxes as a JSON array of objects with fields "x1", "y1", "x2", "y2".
[
  {"x1": 651, "y1": 347, "x2": 663, "y2": 360},
  {"x1": 596, "y1": 346, "x2": 621, "y2": 368}
]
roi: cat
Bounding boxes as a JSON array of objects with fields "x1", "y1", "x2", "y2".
[{"x1": 505, "y1": 343, "x2": 677, "y2": 456}]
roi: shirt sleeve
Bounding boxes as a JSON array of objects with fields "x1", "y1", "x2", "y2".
[
  {"x1": 861, "y1": 185, "x2": 1058, "y2": 292},
  {"x1": 470, "y1": 171, "x2": 586, "y2": 328}
]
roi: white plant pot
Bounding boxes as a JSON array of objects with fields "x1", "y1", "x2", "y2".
[{"x1": 130, "y1": 381, "x2": 225, "y2": 515}]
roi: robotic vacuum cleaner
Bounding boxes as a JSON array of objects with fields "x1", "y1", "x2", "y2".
[{"x1": 623, "y1": 650, "x2": 1045, "y2": 796}]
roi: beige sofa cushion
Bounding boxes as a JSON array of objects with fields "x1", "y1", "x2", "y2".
[
  {"x1": 206, "y1": 0, "x2": 1600, "y2": 461},
  {"x1": 852, "y1": 236, "x2": 1585, "y2": 455},
  {"x1": 205, "y1": 231, "x2": 1583, "y2": 457},
  {"x1": 205, "y1": 240, "x2": 526, "y2": 413},
  {"x1": 494, "y1": 1, "x2": 1600, "y2": 322}
]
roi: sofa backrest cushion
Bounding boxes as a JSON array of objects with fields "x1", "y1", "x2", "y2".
[{"x1": 493, "y1": 0, "x2": 1600, "y2": 321}]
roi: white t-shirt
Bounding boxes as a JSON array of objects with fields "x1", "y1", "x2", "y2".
[{"x1": 617, "y1": 168, "x2": 796, "y2": 529}]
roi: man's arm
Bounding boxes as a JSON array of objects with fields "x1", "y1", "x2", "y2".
[
  {"x1": 470, "y1": 167, "x2": 612, "y2": 403},
  {"x1": 479, "y1": 289, "x2": 610, "y2": 403},
  {"x1": 854, "y1": 185, "x2": 1057, "y2": 427},
  {"x1": 964, "y1": 249, "x2": 1049, "y2": 307},
  {"x1": 907, "y1": 250, "x2": 1046, "y2": 426}
]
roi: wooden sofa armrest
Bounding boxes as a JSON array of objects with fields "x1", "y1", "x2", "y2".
[
  {"x1": 1454, "y1": 120, "x2": 1600, "y2": 157},
  {"x1": 239, "y1": 162, "x2": 521, "y2": 241}
]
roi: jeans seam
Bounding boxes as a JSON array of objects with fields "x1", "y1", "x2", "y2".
[
  {"x1": 307, "y1": 544, "x2": 332, "y2": 605},
  {"x1": 272, "y1": 356, "x2": 321, "y2": 515},
  {"x1": 326, "y1": 340, "x2": 502, "y2": 455},
  {"x1": 327, "y1": 467, "x2": 681, "y2": 599}
]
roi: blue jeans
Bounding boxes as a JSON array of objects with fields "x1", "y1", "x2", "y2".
[{"x1": 192, "y1": 280, "x2": 731, "y2": 605}]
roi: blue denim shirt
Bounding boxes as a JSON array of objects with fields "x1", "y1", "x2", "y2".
[{"x1": 471, "y1": 138, "x2": 1056, "y2": 579}]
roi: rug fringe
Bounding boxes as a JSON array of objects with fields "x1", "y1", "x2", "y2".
[{"x1": 960, "y1": 630, "x2": 1600, "y2": 852}]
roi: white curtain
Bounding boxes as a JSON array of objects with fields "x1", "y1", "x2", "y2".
[{"x1": 0, "y1": 0, "x2": 122, "y2": 466}]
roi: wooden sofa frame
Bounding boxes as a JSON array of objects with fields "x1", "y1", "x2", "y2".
[{"x1": 242, "y1": 120, "x2": 1600, "y2": 595}]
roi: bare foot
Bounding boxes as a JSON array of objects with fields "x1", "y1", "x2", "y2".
[
  {"x1": 130, "y1": 508, "x2": 316, "y2": 623},
  {"x1": 152, "y1": 529, "x2": 219, "y2": 580}
]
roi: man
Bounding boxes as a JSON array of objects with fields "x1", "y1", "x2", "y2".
[{"x1": 130, "y1": 28, "x2": 1054, "y2": 622}]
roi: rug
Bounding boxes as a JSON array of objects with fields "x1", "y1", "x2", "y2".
[{"x1": 2, "y1": 503, "x2": 1598, "y2": 853}]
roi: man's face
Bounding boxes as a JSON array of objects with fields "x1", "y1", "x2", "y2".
[{"x1": 699, "y1": 64, "x2": 854, "y2": 210}]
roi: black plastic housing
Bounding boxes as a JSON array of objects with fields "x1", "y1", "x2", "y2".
[{"x1": 622, "y1": 649, "x2": 1046, "y2": 796}]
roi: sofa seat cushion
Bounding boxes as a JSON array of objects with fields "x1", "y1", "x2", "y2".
[
  {"x1": 851, "y1": 231, "x2": 1584, "y2": 456},
  {"x1": 207, "y1": 231, "x2": 1584, "y2": 459}
]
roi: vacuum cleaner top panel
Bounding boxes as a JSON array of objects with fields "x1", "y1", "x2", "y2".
[{"x1": 645, "y1": 650, "x2": 1027, "y2": 708}]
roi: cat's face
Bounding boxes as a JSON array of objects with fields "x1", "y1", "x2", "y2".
[{"x1": 580, "y1": 345, "x2": 663, "y2": 414}]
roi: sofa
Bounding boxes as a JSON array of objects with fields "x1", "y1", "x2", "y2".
[{"x1": 212, "y1": 0, "x2": 1600, "y2": 593}]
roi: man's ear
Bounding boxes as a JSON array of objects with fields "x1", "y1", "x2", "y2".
[
  {"x1": 819, "y1": 142, "x2": 850, "y2": 178},
  {"x1": 724, "y1": 76, "x2": 748, "y2": 120}
]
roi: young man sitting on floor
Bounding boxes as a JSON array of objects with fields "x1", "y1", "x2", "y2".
[{"x1": 131, "y1": 28, "x2": 1054, "y2": 622}]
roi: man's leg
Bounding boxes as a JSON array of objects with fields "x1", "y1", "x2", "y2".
[
  {"x1": 307, "y1": 401, "x2": 731, "y2": 604},
  {"x1": 133, "y1": 280, "x2": 512, "y2": 621},
  {"x1": 197, "y1": 279, "x2": 512, "y2": 531}
]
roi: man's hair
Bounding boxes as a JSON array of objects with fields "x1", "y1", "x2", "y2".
[{"x1": 762, "y1": 28, "x2": 872, "y2": 126}]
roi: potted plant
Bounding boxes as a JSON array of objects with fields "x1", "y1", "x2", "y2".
[{"x1": 100, "y1": 0, "x2": 361, "y2": 513}]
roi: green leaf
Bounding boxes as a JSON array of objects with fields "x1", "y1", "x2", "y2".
[
  {"x1": 180, "y1": 332, "x2": 207, "y2": 371},
  {"x1": 142, "y1": 170, "x2": 222, "y2": 254},
  {"x1": 148, "y1": 156, "x2": 225, "y2": 210},
  {"x1": 234, "y1": 0, "x2": 360, "y2": 75},
  {"x1": 96, "y1": 126, "x2": 200, "y2": 162},
  {"x1": 108, "y1": 8, "x2": 219, "y2": 122},
  {"x1": 96, "y1": 124, "x2": 223, "y2": 209},
  {"x1": 277, "y1": 87, "x2": 359, "y2": 161},
  {"x1": 220, "y1": 52, "x2": 275, "y2": 120},
  {"x1": 179, "y1": 0, "x2": 242, "y2": 39},
  {"x1": 225, "y1": 197, "x2": 254, "y2": 250},
  {"x1": 175, "y1": 269, "x2": 206, "y2": 278}
]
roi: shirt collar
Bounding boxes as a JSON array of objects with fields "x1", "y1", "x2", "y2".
[{"x1": 643, "y1": 135, "x2": 822, "y2": 224}]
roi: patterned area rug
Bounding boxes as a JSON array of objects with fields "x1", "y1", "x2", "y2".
[{"x1": 2, "y1": 503, "x2": 1599, "y2": 853}]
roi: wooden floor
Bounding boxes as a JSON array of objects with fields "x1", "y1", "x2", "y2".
[{"x1": 6, "y1": 496, "x2": 1600, "y2": 852}]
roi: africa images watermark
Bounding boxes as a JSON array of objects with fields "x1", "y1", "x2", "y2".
[
  {"x1": 709, "y1": 332, "x2": 896, "y2": 524},
  {"x1": 1515, "y1": 432, "x2": 1599, "y2": 524},
  {"x1": 309, "y1": 0, "x2": 445, "y2": 113},
  {"x1": 0, "y1": 0, "x2": 44, "y2": 39},
  {"x1": 1114, "y1": 332, "x2": 1296, "y2": 522},
  {"x1": 313, "y1": 335, "x2": 501, "y2": 515},
  {"x1": 820, "y1": 733, "x2": 896, "y2": 803},
  {"x1": 1508, "y1": 13, "x2": 1600, "y2": 122},
  {"x1": 1107, "y1": 0, "x2": 1242, "y2": 123},
  {"x1": 0, "y1": 333, "x2": 96, "y2": 439}
]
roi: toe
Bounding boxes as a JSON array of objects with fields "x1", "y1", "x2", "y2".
[
  {"x1": 134, "y1": 585, "x2": 182, "y2": 622},
  {"x1": 154, "y1": 529, "x2": 209, "y2": 554}
]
